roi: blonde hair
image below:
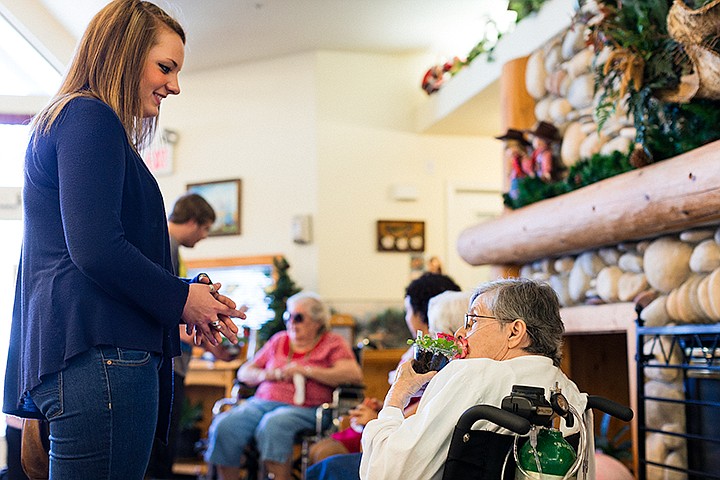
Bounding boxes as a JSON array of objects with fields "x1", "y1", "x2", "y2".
[
  {"x1": 286, "y1": 292, "x2": 331, "y2": 333},
  {"x1": 32, "y1": 0, "x2": 185, "y2": 149}
]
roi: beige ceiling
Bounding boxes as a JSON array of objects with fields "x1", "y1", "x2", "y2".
[
  {"x1": 0, "y1": 0, "x2": 512, "y2": 135},
  {"x1": 33, "y1": 0, "x2": 513, "y2": 73}
]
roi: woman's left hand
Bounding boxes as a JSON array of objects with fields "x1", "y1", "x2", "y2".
[
  {"x1": 384, "y1": 360, "x2": 436, "y2": 410},
  {"x1": 276, "y1": 361, "x2": 306, "y2": 380}
]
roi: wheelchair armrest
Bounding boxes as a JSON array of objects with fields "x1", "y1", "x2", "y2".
[
  {"x1": 457, "y1": 405, "x2": 531, "y2": 435},
  {"x1": 586, "y1": 395, "x2": 633, "y2": 422},
  {"x1": 312, "y1": 382, "x2": 366, "y2": 435},
  {"x1": 211, "y1": 380, "x2": 257, "y2": 416},
  {"x1": 212, "y1": 397, "x2": 238, "y2": 416}
]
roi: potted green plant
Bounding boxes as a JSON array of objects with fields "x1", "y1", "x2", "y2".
[
  {"x1": 407, "y1": 331, "x2": 461, "y2": 374},
  {"x1": 176, "y1": 399, "x2": 204, "y2": 459}
]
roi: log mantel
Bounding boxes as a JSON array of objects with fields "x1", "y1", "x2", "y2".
[{"x1": 457, "y1": 139, "x2": 720, "y2": 266}]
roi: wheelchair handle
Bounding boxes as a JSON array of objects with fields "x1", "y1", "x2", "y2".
[
  {"x1": 586, "y1": 396, "x2": 633, "y2": 422},
  {"x1": 457, "y1": 405, "x2": 531, "y2": 435}
]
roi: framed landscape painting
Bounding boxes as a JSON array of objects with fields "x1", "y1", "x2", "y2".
[{"x1": 187, "y1": 178, "x2": 242, "y2": 236}]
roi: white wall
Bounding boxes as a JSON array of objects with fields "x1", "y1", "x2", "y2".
[
  {"x1": 158, "y1": 53, "x2": 321, "y2": 290},
  {"x1": 158, "y1": 49, "x2": 502, "y2": 319}
]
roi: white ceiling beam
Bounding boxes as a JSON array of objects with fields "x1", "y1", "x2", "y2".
[
  {"x1": 0, "y1": 94, "x2": 49, "y2": 115},
  {"x1": 0, "y1": 0, "x2": 76, "y2": 72}
]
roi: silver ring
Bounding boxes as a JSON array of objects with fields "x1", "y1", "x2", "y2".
[
  {"x1": 209, "y1": 284, "x2": 216, "y2": 294},
  {"x1": 211, "y1": 320, "x2": 222, "y2": 330}
]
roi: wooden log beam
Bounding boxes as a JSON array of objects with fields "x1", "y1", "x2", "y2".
[{"x1": 457, "y1": 140, "x2": 720, "y2": 266}]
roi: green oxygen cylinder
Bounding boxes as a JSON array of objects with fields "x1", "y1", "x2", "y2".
[{"x1": 517, "y1": 427, "x2": 577, "y2": 479}]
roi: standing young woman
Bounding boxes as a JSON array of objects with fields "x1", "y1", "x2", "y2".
[{"x1": 3, "y1": 1, "x2": 243, "y2": 478}]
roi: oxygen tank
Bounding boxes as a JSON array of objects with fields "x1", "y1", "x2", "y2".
[{"x1": 516, "y1": 427, "x2": 577, "y2": 479}]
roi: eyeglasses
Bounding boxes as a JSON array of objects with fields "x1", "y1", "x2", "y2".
[
  {"x1": 464, "y1": 313, "x2": 496, "y2": 330},
  {"x1": 283, "y1": 311, "x2": 305, "y2": 324}
]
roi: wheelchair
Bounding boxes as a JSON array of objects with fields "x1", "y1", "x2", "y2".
[
  {"x1": 206, "y1": 380, "x2": 364, "y2": 480},
  {"x1": 443, "y1": 384, "x2": 633, "y2": 480}
]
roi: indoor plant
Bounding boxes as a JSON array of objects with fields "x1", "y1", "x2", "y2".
[{"x1": 408, "y1": 332, "x2": 461, "y2": 374}]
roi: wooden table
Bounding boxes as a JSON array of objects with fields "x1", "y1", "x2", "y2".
[
  {"x1": 360, "y1": 348, "x2": 407, "y2": 401},
  {"x1": 173, "y1": 357, "x2": 244, "y2": 476},
  {"x1": 184, "y1": 357, "x2": 245, "y2": 435}
]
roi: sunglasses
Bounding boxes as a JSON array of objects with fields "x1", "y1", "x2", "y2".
[
  {"x1": 464, "y1": 313, "x2": 496, "y2": 330},
  {"x1": 283, "y1": 311, "x2": 305, "y2": 324}
]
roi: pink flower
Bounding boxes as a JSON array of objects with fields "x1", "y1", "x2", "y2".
[
  {"x1": 434, "y1": 333, "x2": 467, "y2": 359},
  {"x1": 455, "y1": 336, "x2": 469, "y2": 359}
]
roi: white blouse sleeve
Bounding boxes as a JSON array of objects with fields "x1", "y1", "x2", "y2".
[{"x1": 360, "y1": 359, "x2": 509, "y2": 479}]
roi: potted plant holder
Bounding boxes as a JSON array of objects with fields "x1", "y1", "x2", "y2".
[{"x1": 407, "y1": 331, "x2": 461, "y2": 374}]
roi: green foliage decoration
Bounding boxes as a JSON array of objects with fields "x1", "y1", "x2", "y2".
[
  {"x1": 423, "y1": 0, "x2": 550, "y2": 92},
  {"x1": 643, "y1": 99, "x2": 720, "y2": 162},
  {"x1": 565, "y1": 150, "x2": 634, "y2": 190},
  {"x1": 588, "y1": 0, "x2": 720, "y2": 162},
  {"x1": 503, "y1": 176, "x2": 571, "y2": 210},
  {"x1": 504, "y1": 0, "x2": 720, "y2": 210},
  {"x1": 259, "y1": 256, "x2": 301, "y2": 345},
  {"x1": 508, "y1": 0, "x2": 551, "y2": 22},
  {"x1": 359, "y1": 308, "x2": 408, "y2": 349},
  {"x1": 179, "y1": 398, "x2": 203, "y2": 432},
  {"x1": 503, "y1": 150, "x2": 633, "y2": 210}
]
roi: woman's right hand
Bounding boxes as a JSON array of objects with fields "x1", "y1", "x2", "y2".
[{"x1": 181, "y1": 283, "x2": 244, "y2": 346}]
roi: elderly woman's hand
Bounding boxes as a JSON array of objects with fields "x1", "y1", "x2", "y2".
[
  {"x1": 348, "y1": 403, "x2": 379, "y2": 427},
  {"x1": 276, "y1": 361, "x2": 304, "y2": 381},
  {"x1": 384, "y1": 360, "x2": 436, "y2": 410}
]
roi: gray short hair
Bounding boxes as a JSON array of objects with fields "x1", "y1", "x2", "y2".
[
  {"x1": 470, "y1": 278, "x2": 564, "y2": 366},
  {"x1": 286, "y1": 291, "x2": 331, "y2": 332}
]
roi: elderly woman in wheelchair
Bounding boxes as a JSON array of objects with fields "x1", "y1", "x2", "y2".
[
  {"x1": 204, "y1": 291, "x2": 363, "y2": 480},
  {"x1": 359, "y1": 278, "x2": 589, "y2": 480}
]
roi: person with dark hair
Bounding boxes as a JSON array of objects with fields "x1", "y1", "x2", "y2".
[
  {"x1": 403, "y1": 272, "x2": 462, "y2": 340},
  {"x1": 2, "y1": 2, "x2": 243, "y2": 477},
  {"x1": 167, "y1": 193, "x2": 216, "y2": 273},
  {"x1": 360, "y1": 278, "x2": 586, "y2": 479},
  {"x1": 305, "y1": 273, "x2": 461, "y2": 480}
]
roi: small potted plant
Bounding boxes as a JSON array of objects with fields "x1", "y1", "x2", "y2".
[
  {"x1": 407, "y1": 331, "x2": 461, "y2": 374},
  {"x1": 177, "y1": 399, "x2": 204, "y2": 459}
]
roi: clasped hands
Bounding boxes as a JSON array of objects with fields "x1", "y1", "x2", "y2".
[
  {"x1": 181, "y1": 275, "x2": 245, "y2": 347},
  {"x1": 265, "y1": 361, "x2": 306, "y2": 382}
]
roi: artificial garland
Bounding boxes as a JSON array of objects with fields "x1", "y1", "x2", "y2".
[
  {"x1": 504, "y1": 0, "x2": 720, "y2": 209},
  {"x1": 421, "y1": 0, "x2": 550, "y2": 94},
  {"x1": 589, "y1": 0, "x2": 720, "y2": 163},
  {"x1": 503, "y1": 150, "x2": 633, "y2": 210}
]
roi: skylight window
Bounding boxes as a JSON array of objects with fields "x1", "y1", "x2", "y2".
[{"x1": 0, "y1": 12, "x2": 61, "y2": 96}]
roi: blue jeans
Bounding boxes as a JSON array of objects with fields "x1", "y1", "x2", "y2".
[
  {"x1": 306, "y1": 453, "x2": 362, "y2": 480},
  {"x1": 205, "y1": 397, "x2": 327, "y2": 466},
  {"x1": 30, "y1": 346, "x2": 162, "y2": 479}
]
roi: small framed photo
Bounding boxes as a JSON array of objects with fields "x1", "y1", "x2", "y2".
[
  {"x1": 187, "y1": 179, "x2": 242, "y2": 236},
  {"x1": 377, "y1": 220, "x2": 425, "y2": 252}
]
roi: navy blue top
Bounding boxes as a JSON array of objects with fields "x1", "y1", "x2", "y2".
[{"x1": 3, "y1": 97, "x2": 188, "y2": 432}]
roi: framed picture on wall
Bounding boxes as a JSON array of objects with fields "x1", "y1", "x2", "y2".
[
  {"x1": 376, "y1": 220, "x2": 425, "y2": 252},
  {"x1": 187, "y1": 178, "x2": 242, "y2": 236}
]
